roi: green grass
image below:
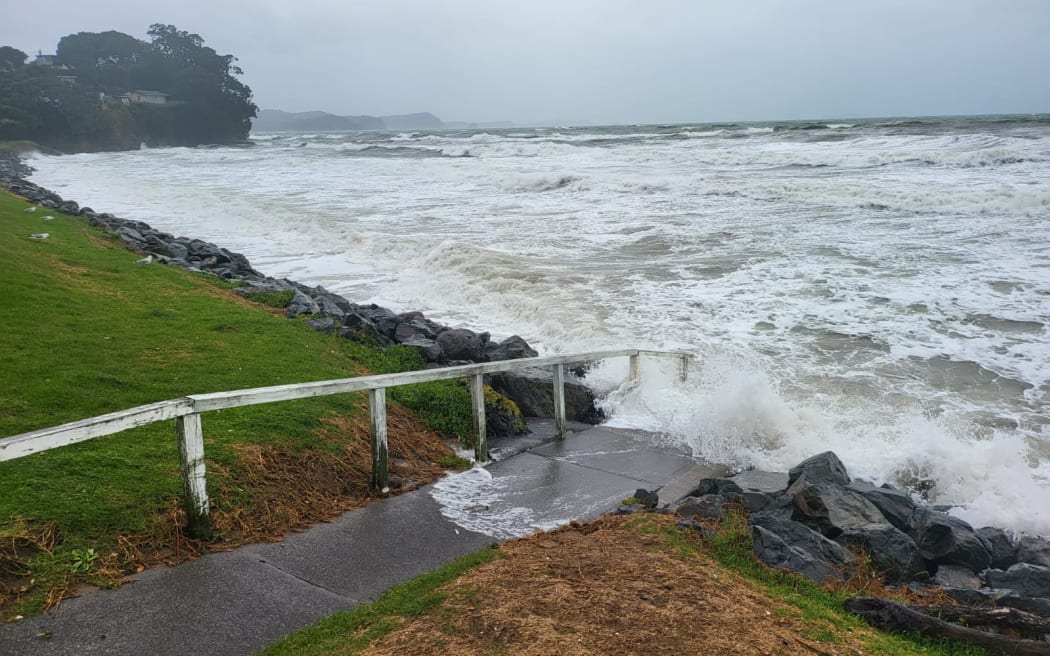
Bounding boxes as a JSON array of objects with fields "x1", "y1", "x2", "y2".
[
  {"x1": 0, "y1": 191, "x2": 472, "y2": 617},
  {"x1": 0, "y1": 140, "x2": 41, "y2": 155},
  {"x1": 259, "y1": 545, "x2": 500, "y2": 656}
]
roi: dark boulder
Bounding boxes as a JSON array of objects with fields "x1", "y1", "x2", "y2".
[
  {"x1": 489, "y1": 367, "x2": 604, "y2": 424},
  {"x1": 750, "y1": 512, "x2": 855, "y2": 584},
  {"x1": 634, "y1": 488, "x2": 659, "y2": 510},
  {"x1": 789, "y1": 478, "x2": 892, "y2": 538},
  {"x1": 394, "y1": 319, "x2": 437, "y2": 343},
  {"x1": 787, "y1": 451, "x2": 850, "y2": 487},
  {"x1": 436, "y1": 328, "x2": 485, "y2": 362},
  {"x1": 485, "y1": 335, "x2": 538, "y2": 362},
  {"x1": 977, "y1": 527, "x2": 1019, "y2": 570},
  {"x1": 484, "y1": 386, "x2": 527, "y2": 436},
  {"x1": 672, "y1": 494, "x2": 728, "y2": 521},
  {"x1": 915, "y1": 511, "x2": 991, "y2": 571},
  {"x1": 836, "y1": 526, "x2": 925, "y2": 584},
  {"x1": 848, "y1": 480, "x2": 920, "y2": 535},
  {"x1": 306, "y1": 317, "x2": 337, "y2": 334},
  {"x1": 1017, "y1": 535, "x2": 1050, "y2": 568},
  {"x1": 716, "y1": 470, "x2": 789, "y2": 513},
  {"x1": 983, "y1": 563, "x2": 1050, "y2": 598},
  {"x1": 400, "y1": 337, "x2": 443, "y2": 363},
  {"x1": 285, "y1": 290, "x2": 319, "y2": 317}
]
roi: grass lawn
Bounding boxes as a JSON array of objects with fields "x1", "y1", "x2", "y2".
[{"x1": 0, "y1": 190, "x2": 473, "y2": 618}]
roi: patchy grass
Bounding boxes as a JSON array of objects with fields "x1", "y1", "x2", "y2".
[
  {"x1": 259, "y1": 546, "x2": 500, "y2": 656},
  {"x1": 262, "y1": 514, "x2": 988, "y2": 656},
  {"x1": 0, "y1": 190, "x2": 472, "y2": 618}
]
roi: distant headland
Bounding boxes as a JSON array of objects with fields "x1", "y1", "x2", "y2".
[{"x1": 252, "y1": 109, "x2": 512, "y2": 133}]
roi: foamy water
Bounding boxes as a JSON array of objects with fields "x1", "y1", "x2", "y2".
[{"x1": 28, "y1": 115, "x2": 1050, "y2": 535}]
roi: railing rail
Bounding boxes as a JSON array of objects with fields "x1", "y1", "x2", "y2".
[{"x1": 0, "y1": 348, "x2": 692, "y2": 537}]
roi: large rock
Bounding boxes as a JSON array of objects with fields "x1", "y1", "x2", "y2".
[
  {"x1": 285, "y1": 289, "x2": 319, "y2": 317},
  {"x1": 914, "y1": 511, "x2": 991, "y2": 571},
  {"x1": 714, "y1": 470, "x2": 789, "y2": 513},
  {"x1": 436, "y1": 328, "x2": 485, "y2": 362},
  {"x1": 489, "y1": 367, "x2": 604, "y2": 424},
  {"x1": 1017, "y1": 535, "x2": 1050, "y2": 567},
  {"x1": 983, "y1": 563, "x2": 1050, "y2": 598},
  {"x1": 848, "y1": 480, "x2": 920, "y2": 535},
  {"x1": 484, "y1": 386, "x2": 527, "y2": 436},
  {"x1": 787, "y1": 451, "x2": 850, "y2": 487},
  {"x1": 789, "y1": 478, "x2": 892, "y2": 539},
  {"x1": 977, "y1": 526, "x2": 1018, "y2": 570},
  {"x1": 750, "y1": 513, "x2": 855, "y2": 584},
  {"x1": 836, "y1": 526, "x2": 925, "y2": 584},
  {"x1": 672, "y1": 494, "x2": 728, "y2": 521},
  {"x1": 485, "y1": 335, "x2": 538, "y2": 362}
]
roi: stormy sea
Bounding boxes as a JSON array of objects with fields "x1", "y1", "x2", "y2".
[{"x1": 28, "y1": 114, "x2": 1050, "y2": 534}]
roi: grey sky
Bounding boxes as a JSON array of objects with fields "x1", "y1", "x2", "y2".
[{"x1": 4, "y1": 0, "x2": 1048, "y2": 124}]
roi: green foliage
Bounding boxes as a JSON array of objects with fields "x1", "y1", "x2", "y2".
[
  {"x1": 69, "y1": 548, "x2": 99, "y2": 574},
  {"x1": 0, "y1": 46, "x2": 27, "y2": 70},
  {"x1": 259, "y1": 546, "x2": 500, "y2": 656},
  {"x1": 437, "y1": 455, "x2": 472, "y2": 471},
  {"x1": 0, "y1": 24, "x2": 256, "y2": 151},
  {"x1": 242, "y1": 289, "x2": 295, "y2": 308}
]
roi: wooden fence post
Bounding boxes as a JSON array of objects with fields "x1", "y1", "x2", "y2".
[
  {"x1": 677, "y1": 354, "x2": 689, "y2": 382},
  {"x1": 552, "y1": 363, "x2": 566, "y2": 438},
  {"x1": 469, "y1": 374, "x2": 488, "y2": 463},
  {"x1": 176, "y1": 413, "x2": 212, "y2": 539},
  {"x1": 369, "y1": 388, "x2": 389, "y2": 493},
  {"x1": 629, "y1": 354, "x2": 641, "y2": 385}
]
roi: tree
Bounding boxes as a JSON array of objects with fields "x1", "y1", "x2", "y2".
[
  {"x1": 56, "y1": 31, "x2": 147, "y2": 88},
  {"x1": 0, "y1": 46, "x2": 27, "y2": 70}
]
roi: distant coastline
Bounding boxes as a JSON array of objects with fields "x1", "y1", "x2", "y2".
[{"x1": 252, "y1": 109, "x2": 513, "y2": 133}]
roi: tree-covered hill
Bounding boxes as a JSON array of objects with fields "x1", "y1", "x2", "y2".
[{"x1": 0, "y1": 24, "x2": 256, "y2": 151}]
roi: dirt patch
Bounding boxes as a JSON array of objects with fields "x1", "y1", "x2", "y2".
[
  {"x1": 209, "y1": 402, "x2": 454, "y2": 545},
  {"x1": 362, "y1": 515, "x2": 873, "y2": 656}
]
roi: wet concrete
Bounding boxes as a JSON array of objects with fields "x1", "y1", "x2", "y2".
[{"x1": 0, "y1": 423, "x2": 707, "y2": 656}]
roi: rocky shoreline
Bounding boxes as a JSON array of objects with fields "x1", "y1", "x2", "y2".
[
  {"x1": 656, "y1": 451, "x2": 1050, "y2": 624},
  {"x1": 0, "y1": 151, "x2": 603, "y2": 432}
]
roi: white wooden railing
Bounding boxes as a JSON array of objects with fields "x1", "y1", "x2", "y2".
[{"x1": 0, "y1": 349, "x2": 691, "y2": 536}]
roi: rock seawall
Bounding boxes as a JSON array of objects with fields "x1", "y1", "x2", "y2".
[
  {"x1": 668, "y1": 451, "x2": 1050, "y2": 618},
  {"x1": 0, "y1": 151, "x2": 604, "y2": 431}
]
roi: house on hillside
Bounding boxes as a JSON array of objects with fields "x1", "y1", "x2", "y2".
[
  {"x1": 119, "y1": 90, "x2": 169, "y2": 105},
  {"x1": 30, "y1": 53, "x2": 59, "y2": 67}
]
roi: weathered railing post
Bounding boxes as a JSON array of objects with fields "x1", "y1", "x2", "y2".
[
  {"x1": 552, "y1": 363, "x2": 566, "y2": 438},
  {"x1": 629, "y1": 353, "x2": 641, "y2": 385},
  {"x1": 677, "y1": 354, "x2": 689, "y2": 382},
  {"x1": 176, "y1": 413, "x2": 212, "y2": 539},
  {"x1": 469, "y1": 374, "x2": 488, "y2": 463},
  {"x1": 368, "y1": 388, "x2": 389, "y2": 493}
]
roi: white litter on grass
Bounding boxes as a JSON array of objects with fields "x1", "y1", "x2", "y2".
[
  {"x1": 23, "y1": 207, "x2": 36, "y2": 213},
  {"x1": 29, "y1": 233, "x2": 49, "y2": 240},
  {"x1": 41, "y1": 215, "x2": 55, "y2": 221}
]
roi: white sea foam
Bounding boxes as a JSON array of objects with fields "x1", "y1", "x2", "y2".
[{"x1": 27, "y1": 117, "x2": 1050, "y2": 534}]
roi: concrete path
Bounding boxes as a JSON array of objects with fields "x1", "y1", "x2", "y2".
[{"x1": 0, "y1": 420, "x2": 719, "y2": 656}]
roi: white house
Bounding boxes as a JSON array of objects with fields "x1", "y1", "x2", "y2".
[{"x1": 120, "y1": 90, "x2": 169, "y2": 105}]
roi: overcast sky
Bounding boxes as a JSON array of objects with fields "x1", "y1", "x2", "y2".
[{"x1": 4, "y1": 0, "x2": 1049, "y2": 124}]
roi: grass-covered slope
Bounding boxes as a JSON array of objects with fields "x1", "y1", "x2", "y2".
[{"x1": 0, "y1": 190, "x2": 471, "y2": 617}]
